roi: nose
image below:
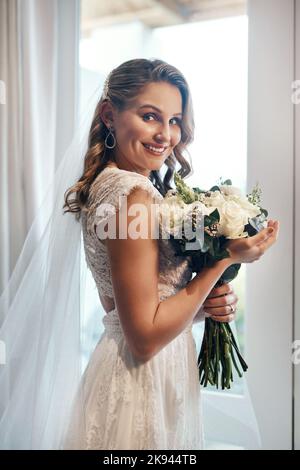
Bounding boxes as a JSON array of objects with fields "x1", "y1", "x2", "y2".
[{"x1": 155, "y1": 121, "x2": 171, "y2": 145}]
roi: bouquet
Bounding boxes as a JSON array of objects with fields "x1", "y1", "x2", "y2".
[{"x1": 159, "y1": 173, "x2": 268, "y2": 389}]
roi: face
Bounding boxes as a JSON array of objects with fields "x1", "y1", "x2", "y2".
[{"x1": 100, "y1": 81, "x2": 183, "y2": 177}]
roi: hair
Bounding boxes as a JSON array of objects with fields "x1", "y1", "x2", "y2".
[{"x1": 63, "y1": 58, "x2": 195, "y2": 218}]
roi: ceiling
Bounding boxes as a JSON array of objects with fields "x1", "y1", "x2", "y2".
[{"x1": 81, "y1": 0, "x2": 247, "y2": 36}]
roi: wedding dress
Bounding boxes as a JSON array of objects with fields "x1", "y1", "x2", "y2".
[
  {"x1": 0, "y1": 82, "x2": 261, "y2": 449},
  {"x1": 63, "y1": 165, "x2": 206, "y2": 450}
]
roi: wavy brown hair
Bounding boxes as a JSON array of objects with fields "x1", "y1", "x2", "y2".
[{"x1": 63, "y1": 58, "x2": 195, "y2": 218}]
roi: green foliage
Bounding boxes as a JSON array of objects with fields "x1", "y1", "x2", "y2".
[{"x1": 169, "y1": 172, "x2": 259, "y2": 389}]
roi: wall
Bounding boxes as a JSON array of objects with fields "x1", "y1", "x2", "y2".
[{"x1": 247, "y1": 0, "x2": 295, "y2": 449}]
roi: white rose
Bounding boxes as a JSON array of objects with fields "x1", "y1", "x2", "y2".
[
  {"x1": 217, "y1": 200, "x2": 250, "y2": 238},
  {"x1": 230, "y1": 195, "x2": 261, "y2": 219},
  {"x1": 220, "y1": 185, "x2": 242, "y2": 197},
  {"x1": 159, "y1": 201, "x2": 185, "y2": 237},
  {"x1": 189, "y1": 200, "x2": 217, "y2": 217},
  {"x1": 203, "y1": 190, "x2": 225, "y2": 208},
  {"x1": 204, "y1": 189, "x2": 261, "y2": 239},
  {"x1": 160, "y1": 200, "x2": 214, "y2": 239}
]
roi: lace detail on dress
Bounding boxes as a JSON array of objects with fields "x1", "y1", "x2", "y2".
[
  {"x1": 81, "y1": 167, "x2": 163, "y2": 299},
  {"x1": 64, "y1": 166, "x2": 205, "y2": 450},
  {"x1": 79, "y1": 309, "x2": 203, "y2": 450},
  {"x1": 83, "y1": 311, "x2": 163, "y2": 450},
  {"x1": 81, "y1": 166, "x2": 194, "y2": 302}
]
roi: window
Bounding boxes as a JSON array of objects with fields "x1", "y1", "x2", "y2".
[{"x1": 79, "y1": 2, "x2": 251, "y2": 448}]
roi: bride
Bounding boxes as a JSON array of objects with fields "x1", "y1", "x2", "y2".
[
  {"x1": 0, "y1": 58, "x2": 279, "y2": 450},
  {"x1": 62, "y1": 58, "x2": 279, "y2": 450}
]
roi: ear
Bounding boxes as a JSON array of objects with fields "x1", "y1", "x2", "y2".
[{"x1": 99, "y1": 100, "x2": 115, "y2": 129}]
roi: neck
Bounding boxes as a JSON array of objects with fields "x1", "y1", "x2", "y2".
[{"x1": 107, "y1": 160, "x2": 151, "y2": 178}]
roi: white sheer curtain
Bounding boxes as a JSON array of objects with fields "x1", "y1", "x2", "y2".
[{"x1": 0, "y1": 0, "x2": 79, "y2": 295}]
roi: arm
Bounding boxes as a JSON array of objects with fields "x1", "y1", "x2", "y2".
[
  {"x1": 192, "y1": 305, "x2": 205, "y2": 324},
  {"x1": 149, "y1": 258, "x2": 231, "y2": 357},
  {"x1": 105, "y1": 187, "x2": 231, "y2": 362}
]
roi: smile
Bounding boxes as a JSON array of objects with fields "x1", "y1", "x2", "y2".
[{"x1": 142, "y1": 143, "x2": 167, "y2": 155}]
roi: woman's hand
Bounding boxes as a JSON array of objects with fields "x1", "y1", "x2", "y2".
[
  {"x1": 203, "y1": 283, "x2": 238, "y2": 323},
  {"x1": 225, "y1": 219, "x2": 280, "y2": 265}
]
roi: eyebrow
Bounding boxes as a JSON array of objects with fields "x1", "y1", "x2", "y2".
[{"x1": 138, "y1": 104, "x2": 182, "y2": 116}]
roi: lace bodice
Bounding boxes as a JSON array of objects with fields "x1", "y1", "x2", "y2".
[
  {"x1": 64, "y1": 166, "x2": 205, "y2": 450},
  {"x1": 81, "y1": 166, "x2": 194, "y2": 305}
]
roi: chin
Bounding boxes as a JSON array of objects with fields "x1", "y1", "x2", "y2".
[
  {"x1": 150, "y1": 156, "x2": 166, "y2": 168},
  {"x1": 147, "y1": 161, "x2": 164, "y2": 173}
]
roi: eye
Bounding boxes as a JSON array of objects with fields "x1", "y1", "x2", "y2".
[
  {"x1": 170, "y1": 117, "x2": 182, "y2": 126},
  {"x1": 142, "y1": 113, "x2": 182, "y2": 126},
  {"x1": 142, "y1": 113, "x2": 156, "y2": 121}
]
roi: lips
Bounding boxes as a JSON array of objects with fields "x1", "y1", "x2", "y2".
[{"x1": 142, "y1": 143, "x2": 168, "y2": 155}]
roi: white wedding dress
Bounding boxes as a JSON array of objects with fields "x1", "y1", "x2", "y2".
[{"x1": 63, "y1": 165, "x2": 205, "y2": 450}]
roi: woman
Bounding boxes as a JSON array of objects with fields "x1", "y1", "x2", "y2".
[{"x1": 62, "y1": 58, "x2": 279, "y2": 450}]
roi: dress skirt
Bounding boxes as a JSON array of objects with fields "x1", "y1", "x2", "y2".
[{"x1": 63, "y1": 308, "x2": 204, "y2": 450}]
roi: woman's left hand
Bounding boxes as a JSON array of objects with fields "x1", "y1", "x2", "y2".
[{"x1": 203, "y1": 283, "x2": 238, "y2": 323}]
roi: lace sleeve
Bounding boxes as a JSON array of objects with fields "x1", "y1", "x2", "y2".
[{"x1": 87, "y1": 169, "x2": 163, "y2": 242}]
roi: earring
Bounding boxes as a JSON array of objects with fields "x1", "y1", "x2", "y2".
[{"x1": 105, "y1": 126, "x2": 116, "y2": 149}]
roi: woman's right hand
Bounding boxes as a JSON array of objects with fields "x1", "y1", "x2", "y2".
[{"x1": 225, "y1": 219, "x2": 280, "y2": 265}]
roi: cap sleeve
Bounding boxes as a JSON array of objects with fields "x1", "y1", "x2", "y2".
[{"x1": 87, "y1": 168, "x2": 163, "y2": 242}]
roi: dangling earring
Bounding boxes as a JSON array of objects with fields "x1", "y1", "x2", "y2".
[{"x1": 105, "y1": 126, "x2": 116, "y2": 149}]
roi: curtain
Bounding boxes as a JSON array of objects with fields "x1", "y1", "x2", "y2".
[{"x1": 0, "y1": 0, "x2": 79, "y2": 295}]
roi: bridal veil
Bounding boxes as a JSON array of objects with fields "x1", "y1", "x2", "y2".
[{"x1": 0, "y1": 82, "x2": 261, "y2": 450}]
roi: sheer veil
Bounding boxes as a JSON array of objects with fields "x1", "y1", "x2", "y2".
[
  {"x1": 0, "y1": 82, "x2": 261, "y2": 450},
  {"x1": 0, "y1": 85, "x2": 104, "y2": 449}
]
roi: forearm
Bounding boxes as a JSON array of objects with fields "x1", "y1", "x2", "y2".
[
  {"x1": 192, "y1": 304, "x2": 206, "y2": 324},
  {"x1": 148, "y1": 258, "x2": 231, "y2": 358}
]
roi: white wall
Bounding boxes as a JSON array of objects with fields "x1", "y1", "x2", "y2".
[{"x1": 247, "y1": 0, "x2": 295, "y2": 449}]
